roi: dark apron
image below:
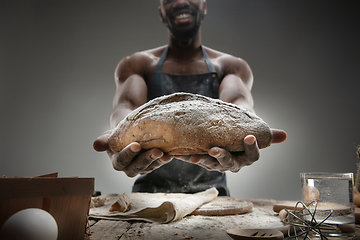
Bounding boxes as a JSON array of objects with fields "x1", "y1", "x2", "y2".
[{"x1": 132, "y1": 46, "x2": 230, "y2": 196}]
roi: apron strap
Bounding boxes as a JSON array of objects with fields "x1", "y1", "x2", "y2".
[
  {"x1": 153, "y1": 46, "x2": 169, "y2": 74},
  {"x1": 201, "y1": 46, "x2": 217, "y2": 74}
]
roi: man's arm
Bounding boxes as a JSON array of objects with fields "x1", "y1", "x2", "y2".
[
  {"x1": 188, "y1": 55, "x2": 286, "y2": 172},
  {"x1": 110, "y1": 54, "x2": 149, "y2": 128},
  {"x1": 93, "y1": 52, "x2": 173, "y2": 177},
  {"x1": 218, "y1": 56, "x2": 254, "y2": 112},
  {"x1": 93, "y1": 53, "x2": 148, "y2": 151}
]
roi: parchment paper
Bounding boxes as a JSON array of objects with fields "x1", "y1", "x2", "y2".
[{"x1": 89, "y1": 187, "x2": 218, "y2": 223}]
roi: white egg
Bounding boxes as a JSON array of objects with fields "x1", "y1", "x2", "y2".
[{"x1": 0, "y1": 208, "x2": 58, "y2": 240}]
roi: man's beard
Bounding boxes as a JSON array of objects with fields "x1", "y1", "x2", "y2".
[
  {"x1": 168, "y1": 22, "x2": 201, "y2": 42},
  {"x1": 166, "y1": 10, "x2": 205, "y2": 42}
]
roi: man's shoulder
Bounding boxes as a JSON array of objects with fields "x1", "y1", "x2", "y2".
[
  {"x1": 203, "y1": 46, "x2": 248, "y2": 68},
  {"x1": 115, "y1": 46, "x2": 166, "y2": 79},
  {"x1": 202, "y1": 46, "x2": 226, "y2": 58},
  {"x1": 128, "y1": 46, "x2": 166, "y2": 62}
]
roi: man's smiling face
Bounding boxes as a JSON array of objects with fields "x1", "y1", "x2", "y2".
[{"x1": 159, "y1": 0, "x2": 207, "y2": 42}]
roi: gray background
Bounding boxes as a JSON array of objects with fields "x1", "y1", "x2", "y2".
[{"x1": 1, "y1": 0, "x2": 359, "y2": 201}]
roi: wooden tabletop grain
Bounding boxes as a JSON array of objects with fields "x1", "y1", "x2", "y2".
[{"x1": 86, "y1": 199, "x2": 284, "y2": 240}]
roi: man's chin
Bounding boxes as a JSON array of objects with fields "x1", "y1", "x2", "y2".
[
  {"x1": 173, "y1": 34, "x2": 197, "y2": 43},
  {"x1": 169, "y1": 27, "x2": 200, "y2": 42}
]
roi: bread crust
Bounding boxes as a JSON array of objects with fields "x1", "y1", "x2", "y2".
[{"x1": 108, "y1": 93, "x2": 273, "y2": 155}]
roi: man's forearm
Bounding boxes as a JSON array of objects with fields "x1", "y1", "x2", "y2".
[{"x1": 110, "y1": 106, "x2": 133, "y2": 129}]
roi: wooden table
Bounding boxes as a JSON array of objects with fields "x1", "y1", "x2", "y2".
[
  {"x1": 85, "y1": 199, "x2": 360, "y2": 240},
  {"x1": 85, "y1": 199, "x2": 286, "y2": 240}
]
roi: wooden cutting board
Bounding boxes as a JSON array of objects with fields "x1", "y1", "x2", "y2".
[
  {"x1": 273, "y1": 201, "x2": 360, "y2": 224},
  {"x1": 273, "y1": 201, "x2": 299, "y2": 213},
  {"x1": 190, "y1": 196, "x2": 253, "y2": 216},
  {"x1": 273, "y1": 201, "x2": 351, "y2": 213}
]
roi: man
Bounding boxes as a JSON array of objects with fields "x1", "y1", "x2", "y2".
[{"x1": 93, "y1": 0, "x2": 286, "y2": 196}]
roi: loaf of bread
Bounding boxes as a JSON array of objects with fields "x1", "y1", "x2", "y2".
[{"x1": 108, "y1": 93, "x2": 273, "y2": 155}]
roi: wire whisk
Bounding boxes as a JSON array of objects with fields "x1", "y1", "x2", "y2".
[{"x1": 281, "y1": 201, "x2": 336, "y2": 240}]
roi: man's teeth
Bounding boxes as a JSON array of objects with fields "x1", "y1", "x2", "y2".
[{"x1": 176, "y1": 13, "x2": 191, "y2": 19}]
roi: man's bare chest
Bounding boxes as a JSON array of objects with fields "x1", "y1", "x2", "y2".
[
  {"x1": 144, "y1": 53, "x2": 223, "y2": 81},
  {"x1": 161, "y1": 59, "x2": 210, "y2": 75}
]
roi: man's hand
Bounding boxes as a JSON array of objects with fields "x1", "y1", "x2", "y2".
[
  {"x1": 93, "y1": 132, "x2": 173, "y2": 177},
  {"x1": 179, "y1": 135, "x2": 259, "y2": 172},
  {"x1": 177, "y1": 128, "x2": 287, "y2": 173}
]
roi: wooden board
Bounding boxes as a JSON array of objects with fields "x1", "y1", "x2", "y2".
[
  {"x1": 0, "y1": 174, "x2": 94, "y2": 240},
  {"x1": 274, "y1": 201, "x2": 360, "y2": 224},
  {"x1": 85, "y1": 198, "x2": 360, "y2": 240},
  {"x1": 87, "y1": 220, "x2": 131, "y2": 239},
  {"x1": 273, "y1": 201, "x2": 299, "y2": 213},
  {"x1": 191, "y1": 196, "x2": 253, "y2": 216},
  {"x1": 87, "y1": 199, "x2": 283, "y2": 240},
  {"x1": 274, "y1": 201, "x2": 351, "y2": 213}
]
